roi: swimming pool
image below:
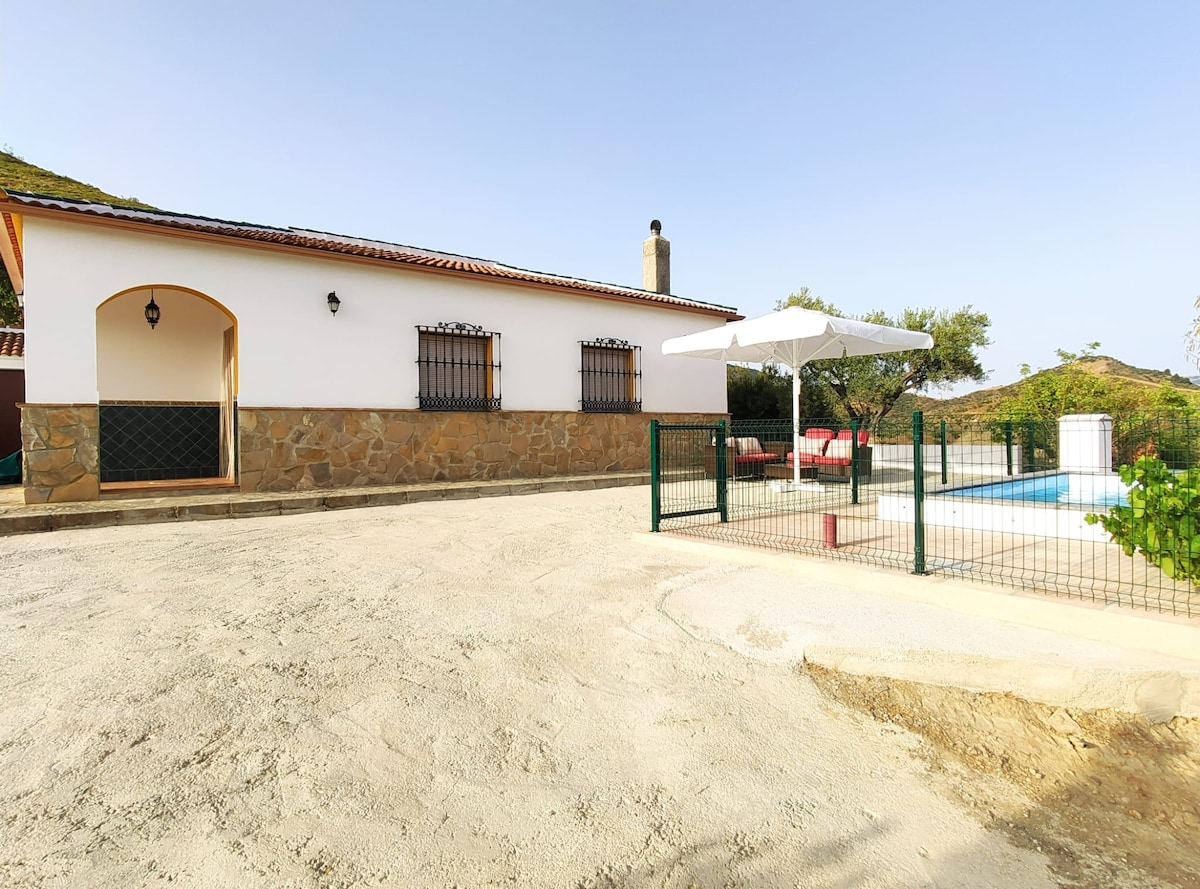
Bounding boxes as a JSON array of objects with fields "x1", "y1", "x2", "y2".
[
  {"x1": 877, "y1": 472, "x2": 1127, "y2": 541},
  {"x1": 942, "y1": 472, "x2": 1128, "y2": 508}
]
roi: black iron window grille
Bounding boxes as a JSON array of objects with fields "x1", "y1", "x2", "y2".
[
  {"x1": 580, "y1": 339, "x2": 641, "y2": 413},
  {"x1": 417, "y1": 322, "x2": 502, "y2": 411}
]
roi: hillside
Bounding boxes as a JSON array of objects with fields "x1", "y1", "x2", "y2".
[
  {"x1": 0, "y1": 151, "x2": 156, "y2": 208},
  {"x1": 0, "y1": 152, "x2": 160, "y2": 325},
  {"x1": 905, "y1": 356, "x2": 1199, "y2": 417}
]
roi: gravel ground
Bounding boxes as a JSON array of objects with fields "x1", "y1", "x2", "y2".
[{"x1": 0, "y1": 487, "x2": 1081, "y2": 887}]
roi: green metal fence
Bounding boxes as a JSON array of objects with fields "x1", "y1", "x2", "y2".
[{"x1": 650, "y1": 412, "x2": 1200, "y2": 617}]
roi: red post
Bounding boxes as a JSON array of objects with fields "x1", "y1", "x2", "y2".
[{"x1": 822, "y1": 513, "x2": 838, "y2": 548}]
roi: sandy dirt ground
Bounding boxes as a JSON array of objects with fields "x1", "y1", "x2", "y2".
[
  {"x1": 809, "y1": 668, "x2": 1199, "y2": 888},
  {"x1": 0, "y1": 487, "x2": 1179, "y2": 887}
]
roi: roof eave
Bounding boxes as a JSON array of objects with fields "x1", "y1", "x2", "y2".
[
  {"x1": 0, "y1": 191, "x2": 24, "y2": 299},
  {"x1": 2, "y1": 194, "x2": 742, "y2": 320}
]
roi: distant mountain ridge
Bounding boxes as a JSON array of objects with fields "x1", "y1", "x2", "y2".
[{"x1": 900, "y1": 356, "x2": 1198, "y2": 417}]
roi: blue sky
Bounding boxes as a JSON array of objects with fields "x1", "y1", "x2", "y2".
[{"x1": 4, "y1": 2, "x2": 1198, "y2": 393}]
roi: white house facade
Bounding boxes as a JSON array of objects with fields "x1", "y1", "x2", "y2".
[{"x1": 1, "y1": 192, "x2": 736, "y2": 502}]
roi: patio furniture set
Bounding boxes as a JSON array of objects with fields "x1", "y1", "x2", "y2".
[{"x1": 704, "y1": 428, "x2": 873, "y2": 482}]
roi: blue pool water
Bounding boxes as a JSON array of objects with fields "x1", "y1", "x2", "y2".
[{"x1": 943, "y1": 473, "x2": 1127, "y2": 508}]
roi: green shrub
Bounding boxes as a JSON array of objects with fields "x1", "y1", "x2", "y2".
[{"x1": 1086, "y1": 456, "x2": 1200, "y2": 584}]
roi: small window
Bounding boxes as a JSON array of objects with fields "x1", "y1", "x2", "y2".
[
  {"x1": 417, "y1": 322, "x2": 501, "y2": 411},
  {"x1": 580, "y1": 339, "x2": 641, "y2": 413}
]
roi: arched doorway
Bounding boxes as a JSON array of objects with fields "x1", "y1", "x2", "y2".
[{"x1": 96, "y1": 286, "x2": 237, "y2": 488}]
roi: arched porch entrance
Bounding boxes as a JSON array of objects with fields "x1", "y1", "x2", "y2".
[{"x1": 96, "y1": 286, "x2": 238, "y2": 489}]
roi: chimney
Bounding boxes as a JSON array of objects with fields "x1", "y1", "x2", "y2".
[{"x1": 642, "y1": 219, "x2": 670, "y2": 294}]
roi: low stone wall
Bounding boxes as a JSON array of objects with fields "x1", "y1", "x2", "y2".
[
  {"x1": 20, "y1": 405, "x2": 101, "y2": 503},
  {"x1": 238, "y1": 408, "x2": 724, "y2": 493}
]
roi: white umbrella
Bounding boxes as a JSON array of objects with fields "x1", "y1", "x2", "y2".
[{"x1": 662, "y1": 306, "x2": 935, "y2": 485}]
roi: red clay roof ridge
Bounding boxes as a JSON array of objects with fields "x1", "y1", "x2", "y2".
[
  {"x1": 1, "y1": 190, "x2": 740, "y2": 317},
  {"x1": 0, "y1": 328, "x2": 24, "y2": 358}
]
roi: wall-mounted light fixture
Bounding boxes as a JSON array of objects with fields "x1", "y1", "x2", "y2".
[
  {"x1": 327, "y1": 291, "x2": 341, "y2": 316},
  {"x1": 144, "y1": 290, "x2": 161, "y2": 329}
]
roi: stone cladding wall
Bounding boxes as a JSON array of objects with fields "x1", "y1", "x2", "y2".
[
  {"x1": 21, "y1": 405, "x2": 101, "y2": 503},
  {"x1": 238, "y1": 408, "x2": 724, "y2": 493}
]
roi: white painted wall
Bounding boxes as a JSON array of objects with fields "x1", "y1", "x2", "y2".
[
  {"x1": 1059, "y1": 414, "x2": 1113, "y2": 474},
  {"x1": 877, "y1": 493, "x2": 1110, "y2": 542},
  {"x1": 22, "y1": 218, "x2": 729, "y2": 412},
  {"x1": 96, "y1": 287, "x2": 230, "y2": 401}
]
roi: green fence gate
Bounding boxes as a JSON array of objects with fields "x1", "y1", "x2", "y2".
[{"x1": 650, "y1": 419, "x2": 727, "y2": 532}]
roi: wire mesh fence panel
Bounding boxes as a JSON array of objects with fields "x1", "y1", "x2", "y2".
[
  {"x1": 650, "y1": 412, "x2": 1200, "y2": 617},
  {"x1": 921, "y1": 414, "x2": 1200, "y2": 617},
  {"x1": 655, "y1": 417, "x2": 920, "y2": 573}
]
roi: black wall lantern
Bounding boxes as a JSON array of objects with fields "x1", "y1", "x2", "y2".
[
  {"x1": 144, "y1": 291, "x2": 161, "y2": 329},
  {"x1": 327, "y1": 291, "x2": 341, "y2": 316}
]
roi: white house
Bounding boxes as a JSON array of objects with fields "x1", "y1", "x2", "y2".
[{"x1": 0, "y1": 192, "x2": 736, "y2": 503}]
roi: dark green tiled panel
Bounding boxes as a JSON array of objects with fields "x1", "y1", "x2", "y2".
[{"x1": 99, "y1": 405, "x2": 220, "y2": 483}]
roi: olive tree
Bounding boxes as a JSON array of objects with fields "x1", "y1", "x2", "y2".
[{"x1": 777, "y1": 288, "x2": 991, "y2": 426}]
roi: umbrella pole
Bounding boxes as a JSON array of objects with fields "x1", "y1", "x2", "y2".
[{"x1": 792, "y1": 369, "x2": 802, "y2": 485}]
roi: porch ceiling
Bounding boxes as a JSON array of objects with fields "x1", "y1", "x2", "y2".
[{"x1": 1, "y1": 210, "x2": 22, "y2": 297}]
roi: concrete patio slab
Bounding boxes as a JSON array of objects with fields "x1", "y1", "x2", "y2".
[{"x1": 639, "y1": 531, "x2": 1200, "y2": 719}]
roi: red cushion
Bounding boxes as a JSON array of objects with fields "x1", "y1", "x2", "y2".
[
  {"x1": 805, "y1": 428, "x2": 835, "y2": 441},
  {"x1": 813, "y1": 455, "x2": 852, "y2": 466},
  {"x1": 735, "y1": 452, "x2": 780, "y2": 464},
  {"x1": 836, "y1": 429, "x2": 870, "y2": 445}
]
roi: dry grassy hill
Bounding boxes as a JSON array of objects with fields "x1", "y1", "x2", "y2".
[
  {"x1": 0, "y1": 150, "x2": 156, "y2": 208},
  {"x1": 0, "y1": 151, "x2": 161, "y2": 325},
  {"x1": 903, "y1": 356, "x2": 1198, "y2": 418}
]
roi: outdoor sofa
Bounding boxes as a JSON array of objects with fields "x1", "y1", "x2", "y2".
[
  {"x1": 780, "y1": 427, "x2": 872, "y2": 481},
  {"x1": 703, "y1": 430, "x2": 871, "y2": 481},
  {"x1": 703, "y1": 437, "x2": 784, "y2": 479}
]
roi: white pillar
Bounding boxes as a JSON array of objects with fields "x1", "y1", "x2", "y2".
[{"x1": 1058, "y1": 414, "x2": 1113, "y2": 474}]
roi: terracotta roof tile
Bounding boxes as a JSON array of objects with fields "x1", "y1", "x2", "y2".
[
  {"x1": 0, "y1": 328, "x2": 22, "y2": 359},
  {"x1": 1, "y1": 192, "x2": 741, "y2": 319}
]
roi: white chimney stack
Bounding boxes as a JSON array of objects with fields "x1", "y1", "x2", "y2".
[{"x1": 642, "y1": 219, "x2": 670, "y2": 294}]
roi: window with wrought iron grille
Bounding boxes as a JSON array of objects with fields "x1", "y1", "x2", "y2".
[
  {"x1": 580, "y1": 339, "x2": 641, "y2": 412},
  {"x1": 416, "y1": 322, "x2": 501, "y2": 411}
]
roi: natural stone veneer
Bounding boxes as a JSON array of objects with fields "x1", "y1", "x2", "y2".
[
  {"x1": 21, "y1": 405, "x2": 101, "y2": 503},
  {"x1": 239, "y1": 409, "x2": 724, "y2": 493}
]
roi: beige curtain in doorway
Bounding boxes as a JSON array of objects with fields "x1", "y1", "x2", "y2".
[{"x1": 219, "y1": 326, "x2": 236, "y2": 479}]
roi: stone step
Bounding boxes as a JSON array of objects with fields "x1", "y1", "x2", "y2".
[{"x1": 0, "y1": 473, "x2": 650, "y2": 536}]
